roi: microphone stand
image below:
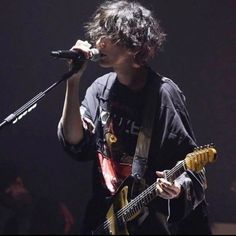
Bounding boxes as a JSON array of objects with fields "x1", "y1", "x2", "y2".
[{"x1": 0, "y1": 66, "x2": 79, "y2": 130}]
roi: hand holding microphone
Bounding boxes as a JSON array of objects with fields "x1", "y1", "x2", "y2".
[
  {"x1": 50, "y1": 48, "x2": 100, "y2": 62},
  {"x1": 50, "y1": 40, "x2": 100, "y2": 62},
  {"x1": 51, "y1": 40, "x2": 100, "y2": 78}
]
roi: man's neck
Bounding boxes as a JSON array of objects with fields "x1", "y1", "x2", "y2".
[{"x1": 114, "y1": 66, "x2": 149, "y2": 91}]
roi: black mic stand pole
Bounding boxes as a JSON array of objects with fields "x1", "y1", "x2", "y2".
[{"x1": 0, "y1": 66, "x2": 79, "y2": 130}]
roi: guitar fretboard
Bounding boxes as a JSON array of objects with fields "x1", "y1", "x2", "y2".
[
  {"x1": 93, "y1": 145, "x2": 216, "y2": 234},
  {"x1": 117, "y1": 160, "x2": 186, "y2": 222}
]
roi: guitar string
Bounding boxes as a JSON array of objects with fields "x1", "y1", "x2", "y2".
[
  {"x1": 94, "y1": 181, "x2": 158, "y2": 233},
  {"x1": 95, "y1": 161, "x2": 185, "y2": 233},
  {"x1": 95, "y1": 148, "x2": 210, "y2": 233},
  {"x1": 116, "y1": 148, "x2": 211, "y2": 220}
]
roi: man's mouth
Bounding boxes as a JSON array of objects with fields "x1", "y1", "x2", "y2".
[{"x1": 100, "y1": 53, "x2": 106, "y2": 58}]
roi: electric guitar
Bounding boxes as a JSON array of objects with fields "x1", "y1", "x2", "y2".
[{"x1": 92, "y1": 144, "x2": 217, "y2": 235}]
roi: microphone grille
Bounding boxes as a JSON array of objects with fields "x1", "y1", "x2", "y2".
[{"x1": 90, "y1": 48, "x2": 100, "y2": 62}]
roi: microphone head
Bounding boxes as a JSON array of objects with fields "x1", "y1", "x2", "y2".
[
  {"x1": 50, "y1": 51, "x2": 60, "y2": 57},
  {"x1": 90, "y1": 48, "x2": 101, "y2": 62},
  {"x1": 50, "y1": 48, "x2": 100, "y2": 62}
]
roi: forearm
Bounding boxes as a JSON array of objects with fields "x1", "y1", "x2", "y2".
[
  {"x1": 59, "y1": 39, "x2": 93, "y2": 145},
  {"x1": 60, "y1": 76, "x2": 84, "y2": 145}
]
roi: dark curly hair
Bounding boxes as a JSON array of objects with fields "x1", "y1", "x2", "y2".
[{"x1": 84, "y1": 0, "x2": 166, "y2": 64}]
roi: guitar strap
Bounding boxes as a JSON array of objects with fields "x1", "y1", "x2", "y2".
[{"x1": 132, "y1": 72, "x2": 160, "y2": 180}]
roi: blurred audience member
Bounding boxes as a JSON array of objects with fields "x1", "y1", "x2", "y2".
[{"x1": 0, "y1": 158, "x2": 75, "y2": 234}]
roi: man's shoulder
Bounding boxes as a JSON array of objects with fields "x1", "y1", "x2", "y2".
[
  {"x1": 89, "y1": 72, "x2": 117, "y2": 99},
  {"x1": 160, "y1": 76, "x2": 183, "y2": 95},
  {"x1": 93, "y1": 72, "x2": 117, "y2": 89},
  {"x1": 153, "y1": 74, "x2": 186, "y2": 108},
  {"x1": 148, "y1": 68, "x2": 181, "y2": 94}
]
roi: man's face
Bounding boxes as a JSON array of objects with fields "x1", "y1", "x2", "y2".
[{"x1": 95, "y1": 36, "x2": 137, "y2": 69}]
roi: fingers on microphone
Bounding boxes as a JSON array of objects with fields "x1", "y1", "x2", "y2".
[
  {"x1": 74, "y1": 40, "x2": 91, "y2": 50},
  {"x1": 71, "y1": 43, "x2": 91, "y2": 60}
]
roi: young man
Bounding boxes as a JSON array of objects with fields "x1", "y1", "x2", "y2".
[{"x1": 57, "y1": 0, "x2": 211, "y2": 234}]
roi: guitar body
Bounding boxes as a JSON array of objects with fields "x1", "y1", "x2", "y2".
[
  {"x1": 92, "y1": 145, "x2": 217, "y2": 235},
  {"x1": 92, "y1": 175, "x2": 143, "y2": 235}
]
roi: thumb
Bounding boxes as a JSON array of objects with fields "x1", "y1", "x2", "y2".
[{"x1": 156, "y1": 171, "x2": 164, "y2": 178}]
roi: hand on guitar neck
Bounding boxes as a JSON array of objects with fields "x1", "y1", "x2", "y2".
[
  {"x1": 155, "y1": 171, "x2": 182, "y2": 199},
  {"x1": 155, "y1": 144, "x2": 217, "y2": 200}
]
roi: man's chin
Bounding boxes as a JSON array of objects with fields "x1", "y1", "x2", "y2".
[{"x1": 98, "y1": 59, "x2": 112, "y2": 68}]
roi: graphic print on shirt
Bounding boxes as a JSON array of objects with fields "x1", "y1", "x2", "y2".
[{"x1": 97, "y1": 87, "x2": 144, "y2": 193}]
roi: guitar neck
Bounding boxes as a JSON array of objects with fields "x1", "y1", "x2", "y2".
[
  {"x1": 120, "y1": 160, "x2": 186, "y2": 222},
  {"x1": 165, "y1": 160, "x2": 186, "y2": 182},
  {"x1": 95, "y1": 145, "x2": 217, "y2": 234}
]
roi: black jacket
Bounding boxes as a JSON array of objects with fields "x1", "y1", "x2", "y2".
[{"x1": 58, "y1": 67, "x2": 211, "y2": 234}]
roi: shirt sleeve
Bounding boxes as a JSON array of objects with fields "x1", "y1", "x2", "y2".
[
  {"x1": 158, "y1": 78, "x2": 208, "y2": 223},
  {"x1": 57, "y1": 120, "x2": 94, "y2": 159}
]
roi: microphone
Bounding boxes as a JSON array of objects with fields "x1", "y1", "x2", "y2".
[{"x1": 50, "y1": 48, "x2": 100, "y2": 62}]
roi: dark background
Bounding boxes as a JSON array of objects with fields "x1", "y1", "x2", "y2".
[{"x1": 0, "y1": 0, "x2": 235, "y2": 233}]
